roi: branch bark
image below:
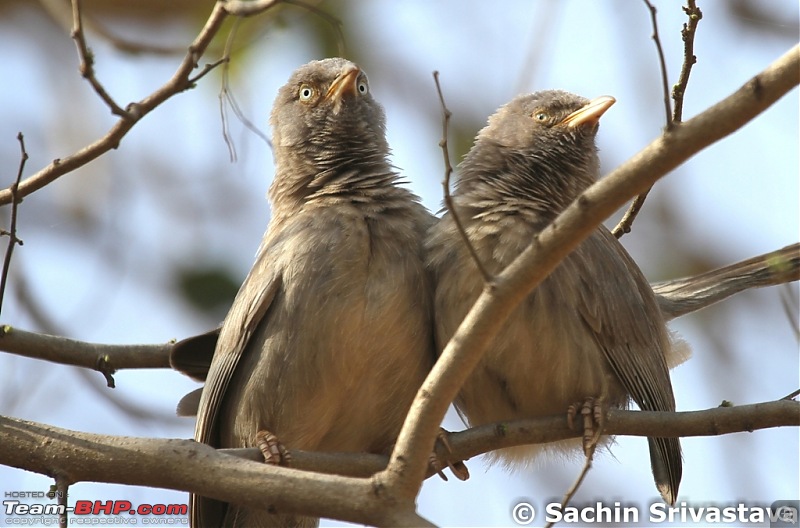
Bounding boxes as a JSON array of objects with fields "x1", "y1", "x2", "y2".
[
  {"x1": 2, "y1": 242, "x2": 797, "y2": 378},
  {"x1": 381, "y1": 44, "x2": 800, "y2": 501},
  {"x1": 1, "y1": 399, "x2": 796, "y2": 524}
]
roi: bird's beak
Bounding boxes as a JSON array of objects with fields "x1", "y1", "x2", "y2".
[
  {"x1": 561, "y1": 96, "x2": 616, "y2": 128},
  {"x1": 325, "y1": 65, "x2": 361, "y2": 103}
]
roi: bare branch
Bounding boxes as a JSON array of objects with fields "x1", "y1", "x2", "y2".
[
  {"x1": 381, "y1": 44, "x2": 800, "y2": 500},
  {"x1": 70, "y1": 0, "x2": 129, "y2": 118},
  {"x1": 644, "y1": 0, "x2": 673, "y2": 128},
  {"x1": 0, "y1": 134, "x2": 26, "y2": 316},
  {"x1": 0, "y1": 325, "x2": 172, "y2": 375},
  {"x1": 1, "y1": 242, "x2": 795, "y2": 386},
  {"x1": 545, "y1": 418, "x2": 603, "y2": 528},
  {"x1": 0, "y1": 0, "x2": 283, "y2": 206},
  {"x1": 1, "y1": 400, "x2": 795, "y2": 524},
  {"x1": 673, "y1": 0, "x2": 703, "y2": 123},
  {"x1": 231, "y1": 399, "x2": 800, "y2": 477},
  {"x1": 433, "y1": 71, "x2": 492, "y2": 283},
  {"x1": 611, "y1": 190, "x2": 650, "y2": 238},
  {"x1": 613, "y1": 0, "x2": 703, "y2": 238}
]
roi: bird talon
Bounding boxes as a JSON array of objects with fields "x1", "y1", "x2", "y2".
[
  {"x1": 255, "y1": 430, "x2": 292, "y2": 466},
  {"x1": 567, "y1": 397, "x2": 605, "y2": 456},
  {"x1": 429, "y1": 428, "x2": 470, "y2": 481}
]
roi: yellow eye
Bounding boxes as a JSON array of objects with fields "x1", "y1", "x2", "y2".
[{"x1": 299, "y1": 85, "x2": 314, "y2": 102}]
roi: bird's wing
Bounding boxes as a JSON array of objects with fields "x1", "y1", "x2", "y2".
[
  {"x1": 573, "y1": 227, "x2": 674, "y2": 412},
  {"x1": 194, "y1": 245, "x2": 282, "y2": 446},
  {"x1": 574, "y1": 227, "x2": 681, "y2": 504},
  {"x1": 190, "y1": 239, "x2": 282, "y2": 526}
]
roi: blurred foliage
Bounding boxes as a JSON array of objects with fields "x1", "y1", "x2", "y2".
[{"x1": 175, "y1": 265, "x2": 240, "y2": 319}]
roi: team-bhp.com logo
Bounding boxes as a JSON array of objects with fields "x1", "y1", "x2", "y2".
[{"x1": 3, "y1": 499, "x2": 188, "y2": 517}]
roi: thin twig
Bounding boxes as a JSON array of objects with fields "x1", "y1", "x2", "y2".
[
  {"x1": 0, "y1": 134, "x2": 27, "y2": 316},
  {"x1": 644, "y1": 0, "x2": 673, "y2": 129},
  {"x1": 70, "y1": 0, "x2": 130, "y2": 118},
  {"x1": 673, "y1": 0, "x2": 703, "y2": 123},
  {"x1": 0, "y1": 0, "x2": 282, "y2": 206},
  {"x1": 545, "y1": 429, "x2": 602, "y2": 528},
  {"x1": 432, "y1": 71, "x2": 492, "y2": 283},
  {"x1": 55, "y1": 475, "x2": 69, "y2": 528},
  {"x1": 613, "y1": 0, "x2": 701, "y2": 238},
  {"x1": 611, "y1": 189, "x2": 651, "y2": 238},
  {"x1": 218, "y1": 18, "x2": 272, "y2": 163}
]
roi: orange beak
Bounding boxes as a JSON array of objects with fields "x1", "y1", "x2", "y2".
[
  {"x1": 561, "y1": 96, "x2": 616, "y2": 128},
  {"x1": 324, "y1": 65, "x2": 361, "y2": 103}
]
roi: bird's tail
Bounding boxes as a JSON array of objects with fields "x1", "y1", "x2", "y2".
[{"x1": 648, "y1": 436, "x2": 682, "y2": 505}]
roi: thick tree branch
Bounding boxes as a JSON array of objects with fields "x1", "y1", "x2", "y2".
[
  {"x1": 381, "y1": 44, "x2": 800, "y2": 501},
  {"x1": 0, "y1": 415, "x2": 393, "y2": 527},
  {"x1": 0, "y1": 0, "x2": 282, "y2": 206},
  {"x1": 1, "y1": 400, "x2": 796, "y2": 524}
]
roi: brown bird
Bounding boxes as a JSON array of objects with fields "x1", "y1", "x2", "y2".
[
  {"x1": 426, "y1": 90, "x2": 682, "y2": 504},
  {"x1": 187, "y1": 58, "x2": 434, "y2": 527}
]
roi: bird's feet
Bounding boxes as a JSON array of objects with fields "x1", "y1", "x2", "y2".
[
  {"x1": 255, "y1": 429, "x2": 292, "y2": 466},
  {"x1": 567, "y1": 397, "x2": 605, "y2": 456},
  {"x1": 428, "y1": 428, "x2": 470, "y2": 481}
]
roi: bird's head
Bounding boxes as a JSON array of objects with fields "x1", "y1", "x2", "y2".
[
  {"x1": 457, "y1": 90, "x2": 615, "y2": 218},
  {"x1": 270, "y1": 58, "x2": 389, "y2": 172},
  {"x1": 481, "y1": 90, "x2": 615, "y2": 153}
]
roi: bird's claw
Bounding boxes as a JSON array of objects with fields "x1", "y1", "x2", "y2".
[
  {"x1": 567, "y1": 397, "x2": 605, "y2": 456},
  {"x1": 255, "y1": 430, "x2": 292, "y2": 466},
  {"x1": 429, "y1": 428, "x2": 470, "y2": 481}
]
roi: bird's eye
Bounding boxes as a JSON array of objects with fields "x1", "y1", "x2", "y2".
[
  {"x1": 299, "y1": 85, "x2": 314, "y2": 102},
  {"x1": 534, "y1": 112, "x2": 548, "y2": 122},
  {"x1": 357, "y1": 79, "x2": 369, "y2": 95}
]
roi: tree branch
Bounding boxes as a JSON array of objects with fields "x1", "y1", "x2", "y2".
[
  {"x1": 613, "y1": 0, "x2": 703, "y2": 238},
  {"x1": 673, "y1": 0, "x2": 703, "y2": 123},
  {"x1": 1, "y1": 400, "x2": 795, "y2": 524},
  {"x1": 433, "y1": 71, "x2": 492, "y2": 283},
  {"x1": 0, "y1": 133, "x2": 26, "y2": 316},
  {"x1": 0, "y1": 0, "x2": 283, "y2": 206},
  {"x1": 380, "y1": 44, "x2": 800, "y2": 501},
  {"x1": 70, "y1": 0, "x2": 129, "y2": 118},
  {"x1": 0, "y1": 325, "x2": 172, "y2": 386},
  {"x1": 1, "y1": 241, "x2": 796, "y2": 383}
]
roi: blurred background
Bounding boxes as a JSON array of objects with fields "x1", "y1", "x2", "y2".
[{"x1": 0, "y1": 0, "x2": 797, "y2": 526}]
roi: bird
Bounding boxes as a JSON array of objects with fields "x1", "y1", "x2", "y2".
[
  {"x1": 186, "y1": 58, "x2": 435, "y2": 527},
  {"x1": 425, "y1": 90, "x2": 683, "y2": 504}
]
